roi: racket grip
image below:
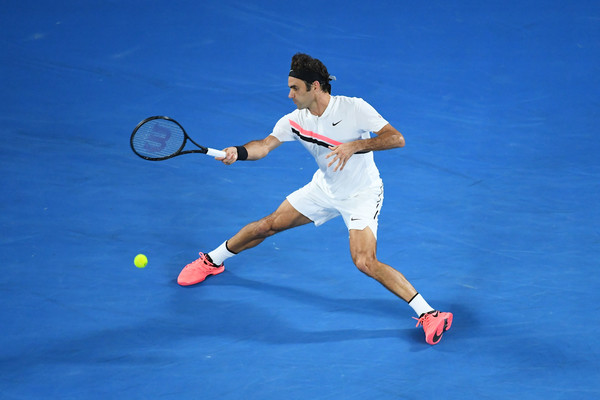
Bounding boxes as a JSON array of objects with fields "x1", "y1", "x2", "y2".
[{"x1": 206, "y1": 148, "x2": 226, "y2": 158}]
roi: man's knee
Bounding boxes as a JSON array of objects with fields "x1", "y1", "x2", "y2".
[
  {"x1": 252, "y1": 213, "x2": 292, "y2": 238},
  {"x1": 352, "y1": 253, "x2": 379, "y2": 277},
  {"x1": 250, "y1": 217, "x2": 277, "y2": 238}
]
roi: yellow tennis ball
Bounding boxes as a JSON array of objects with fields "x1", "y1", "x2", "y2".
[{"x1": 134, "y1": 254, "x2": 148, "y2": 268}]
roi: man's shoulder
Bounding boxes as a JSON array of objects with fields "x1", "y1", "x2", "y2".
[
  {"x1": 276, "y1": 108, "x2": 301, "y2": 123},
  {"x1": 332, "y1": 94, "x2": 362, "y2": 102},
  {"x1": 331, "y1": 95, "x2": 369, "y2": 109}
]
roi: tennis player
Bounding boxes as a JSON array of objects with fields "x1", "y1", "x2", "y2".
[{"x1": 178, "y1": 53, "x2": 452, "y2": 345}]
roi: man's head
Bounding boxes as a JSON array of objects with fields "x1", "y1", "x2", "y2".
[{"x1": 288, "y1": 53, "x2": 333, "y2": 94}]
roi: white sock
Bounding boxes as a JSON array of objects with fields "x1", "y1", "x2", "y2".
[
  {"x1": 207, "y1": 241, "x2": 236, "y2": 265},
  {"x1": 408, "y1": 293, "x2": 435, "y2": 317}
]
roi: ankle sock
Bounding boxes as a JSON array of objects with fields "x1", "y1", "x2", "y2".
[
  {"x1": 207, "y1": 241, "x2": 236, "y2": 265},
  {"x1": 408, "y1": 293, "x2": 435, "y2": 317}
]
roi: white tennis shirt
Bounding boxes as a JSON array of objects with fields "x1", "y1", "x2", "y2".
[{"x1": 270, "y1": 95, "x2": 389, "y2": 199}]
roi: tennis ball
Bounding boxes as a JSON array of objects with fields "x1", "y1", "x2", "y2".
[{"x1": 134, "y1": 254, "x2": 148, "y2": 268}]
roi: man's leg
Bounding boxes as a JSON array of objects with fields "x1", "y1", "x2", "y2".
[
  {"x1": 348, "y1": 227, "x2": 453, "y2": 345},
  {"x1": 226, "y1": 199, "x2": 312, "y2": 253},
  {"x1": 178, "y1": 199, "x2": 311, "y2": 286},
  {"x1": 348, "y1": 227, "x2": 418, "y2": 302}
]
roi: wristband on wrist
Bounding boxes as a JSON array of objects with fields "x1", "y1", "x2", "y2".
[{"x1": 235, "y1": 146, "x2": 248, "y2": 161}]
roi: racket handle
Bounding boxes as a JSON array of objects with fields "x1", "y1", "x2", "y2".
[{"x1": 206, "y1": 148, "x2": 226, "y2": 158}]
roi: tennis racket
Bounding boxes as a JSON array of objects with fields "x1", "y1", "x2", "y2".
[{"x1": 130, "y1": 116, "x2": 226, "y2": 161}]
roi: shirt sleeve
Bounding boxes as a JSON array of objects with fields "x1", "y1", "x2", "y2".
[
  {"x1": 269, "y1": 113, "x2": 297, "y2": 142},
  {"x1": 354, "y1": 98, "x2": 389, "y2": 134}
]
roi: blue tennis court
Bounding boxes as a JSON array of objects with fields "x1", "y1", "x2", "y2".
[{"x1": 1, "y1": 1, "x2": 599, "y2": 399}]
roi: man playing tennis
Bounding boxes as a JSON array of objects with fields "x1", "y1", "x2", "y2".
[{"x1": 177, "y1": 53, "x2": 453, "y2": 345}]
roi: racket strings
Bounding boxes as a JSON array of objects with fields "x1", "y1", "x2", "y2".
[{"x1": 132, "y1": 119, "x2": 185, "y2": 159}]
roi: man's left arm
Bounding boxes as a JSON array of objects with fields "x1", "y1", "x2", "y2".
[{"x1": 326, "y1": 123, "x2": 405, "y2": 172}]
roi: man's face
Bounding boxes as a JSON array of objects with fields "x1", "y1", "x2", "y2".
[{"x1": 288, "y1": 76, "x2": 315, "y2": 109}]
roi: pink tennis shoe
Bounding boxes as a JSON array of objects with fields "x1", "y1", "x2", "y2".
[
  {"x1": 177, "y1": 252, "x2": 224, "y2": 286},
  {"x1": 414, "y1": 310, "x2": 453, "y2": 345}
]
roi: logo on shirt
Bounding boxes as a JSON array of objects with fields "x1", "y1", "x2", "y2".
[{"x1": 332, "y1": 120, "x2": 342, "y2": 126}]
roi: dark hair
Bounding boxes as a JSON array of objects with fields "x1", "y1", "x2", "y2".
[{"x1": 290, "y1": 53, "x2": 332, "y2": 94}]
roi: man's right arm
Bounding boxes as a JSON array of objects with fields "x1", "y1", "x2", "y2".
[{"x1": 219, "y1": 135, "x2": 282, "y2": 164}]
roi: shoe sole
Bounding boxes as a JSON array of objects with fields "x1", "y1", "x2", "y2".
[{"x1": 178, "y1": 267, "x2": 224, "y2": 286}]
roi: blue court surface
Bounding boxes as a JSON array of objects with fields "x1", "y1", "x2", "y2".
[{"x1": 1, "y1": 1, "x2": 599, "y2": 399}]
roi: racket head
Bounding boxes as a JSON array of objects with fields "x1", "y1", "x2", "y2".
[{"x1": 130, "y1": 116, "x2": 188, "y2": 161}]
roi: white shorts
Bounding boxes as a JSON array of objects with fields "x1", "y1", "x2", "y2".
[{"x1": 287, "y1": 181, "x2": 384, "y2": 239}]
